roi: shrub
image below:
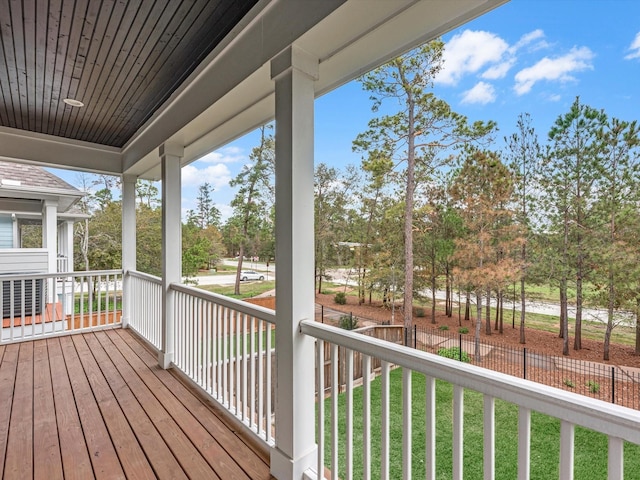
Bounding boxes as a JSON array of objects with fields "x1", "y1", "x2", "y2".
[
  {"x1": 437, "y1": 347, "x2": 470, "y2": 363},
  {"x1": 458, "y1": 327, "x2": 469, "y2": 334},
  {"x1": 563, "y1": 379, "x2": 575, "y2": 388},
  {"x1": 339, "y1": 314, "x2": 358, "y2": 330},
  {"x1": 587, "y1": 380, "x2": 600, "y2": 394},
  {"x1": 334, "y1": 292, "x2": 347, "y2": 305},
  {"x1": 415, "y1": 307, "x2": 425, "y2": 317},
  {"x1": 438, "y1": 325, "x2": 449, "y2": 331}
]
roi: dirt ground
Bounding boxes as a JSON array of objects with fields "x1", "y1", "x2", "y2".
[{"x1": 313, "y1": 292, "x2": 640, "y2": 369}]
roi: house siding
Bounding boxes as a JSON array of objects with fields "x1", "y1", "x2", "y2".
[
  {"x1": 0, "y1": 215, "x2": 13, "y2": 248},
  {"x1": 0, "y1": 249, "x2": 48, "y2": 274}
]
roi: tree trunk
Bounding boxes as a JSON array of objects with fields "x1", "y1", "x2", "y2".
[
  {"x1": 499, "y1": 290, "x2": 504, "y2": 334},
  {"x1": 635, "y1": 297, "x2": 640, "y2": 355},
  {"x1": 402, "y1": 91, "x2": 416, "y2": 346},
  {"x1": 475, "y1": 291, "x2": 482, "y2": 362},
  {"x1": 234, "y1": 246, "x2": 245, "y2": 295},
  {"x1": 431, "y1": 255, "x2": 437, "y2": 324},
  {"x1": 445, "y1": 265, "x2": 452, "y2": 317},
  {"x1": 494, "y1": 291, "x2": 499, "y2": 331},
  {"x1": 519, "y1": 277, "x2": 526, "y2": 344},
  {"x1": 574, "y1": 272, "x2": 583, "y2": 351},
  {"x1": 604, "y1": 270, "x2": 615, "y2": 361},
  {"x1": 464, "y1": 292, "x2": 470, "y2": 321},
  {"x1": 485, "y1": 288, "x2": 491, "y2": 335},
  {"x1": 561, "y1": 279, "x2": 569, "y2": 356}
]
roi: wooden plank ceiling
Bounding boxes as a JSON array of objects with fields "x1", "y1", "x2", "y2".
[{"x1": 0, "y1": 0, "x2": 258, "y2": 148}]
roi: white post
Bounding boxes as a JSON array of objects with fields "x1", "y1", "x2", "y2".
[
  {"x1": 64, "y1": 220, "x2": 74, "y2": 272},
  {"x1": 159, "y1": 143, "x2": 183, "y2": 369},
  {"x1": 42, "y1": 200, "x2": 58, "y2": 302},
  {"x1": 270, "y1": 45, "x2": 318, "y2": 480},
  {"x1": 121, "y1": 174, "x2": 137, "y2": 328}
]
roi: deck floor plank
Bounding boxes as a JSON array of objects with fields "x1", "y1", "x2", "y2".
[
  {"x1": 99, "y1": 330, "x2": 254, "y2": 480},
  {"x1": 70, "y1": 334, "x2": 157, "y2": 480},
  {"x1": 0, "y1": 344, "x2": 19, "y2": 480},
  {"x1": 33, "y1": 340, "x2": 64, "y2": 480},
  {"x1": 47, "y1": 338, "x2": 94, "y2": 480},
  {"x1": 112, "y1": 329, "x2": 273, "y2": 480},
  {"x1": 87, "y1": 333, "x2": 221, "y2": 480},
  {"x1": 59, "y1": 335, "x2": 126, "y2": 480},
  {"x1": 4, "y1": 342, "x2": 34, "y2": 479},
  {"x1": 0, "y1": 329, "x2": 272, "y2": 479},
  {"x1": 81, "y1": 334, "x2": 189, "y2": 480}
]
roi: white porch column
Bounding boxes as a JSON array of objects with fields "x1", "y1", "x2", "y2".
[
  {"x1": 121, "y1": 174, "x2": 137, "y2": 328},
  {"x1": 42, "y1": 200, "x2": 58, "y2": 302},
  {"x1": 159, "y1": 143, "x2": 183, "y2": 369},
  {"x1": 42, "y1": 200, "x2": 58, "y2": 273},
  {"x1": 64, "y1": 220, "x2": 74, "y2": 272},
  {"x1": 270, "y1": 45, "x2": 318, "y2": 480}
]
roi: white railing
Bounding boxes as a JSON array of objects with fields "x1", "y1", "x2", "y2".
[
  {"x1": 301, "y1": 320, "x2": 640, "y2": 480},
  {"x1": 171, "y1": 283, "x2": 276, "y2": 445},
  {"x1": 57, "y1": 255, "x2": 69, "y2": 273},
  {"x1": 128, "y1": 270, "x2": 162, "y2": 350},
  {"x1": 1, "y1": 270, "x2": 123, "y2": 343}
]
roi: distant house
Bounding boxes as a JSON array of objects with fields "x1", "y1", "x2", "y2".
[{"x1": 0, "y1": 160, "x2": 88, "y2": 275}]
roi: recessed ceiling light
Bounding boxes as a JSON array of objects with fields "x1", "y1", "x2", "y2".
[{"x1": 63, "y1": 98, "x2": 85, "y2": 107}]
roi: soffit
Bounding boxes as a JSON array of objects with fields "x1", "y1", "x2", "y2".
[{"x1": 0, "y1": 0, "x2": 258, "y2": 148}]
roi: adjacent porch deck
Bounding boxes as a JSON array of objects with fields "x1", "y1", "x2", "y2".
[{"x1": 0, "y1": 328, "x2": 273, "y2": 480}]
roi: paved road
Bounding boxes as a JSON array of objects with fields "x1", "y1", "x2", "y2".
[{"x1": 194, "y1": 261, "x2": 273, "y2": 286}]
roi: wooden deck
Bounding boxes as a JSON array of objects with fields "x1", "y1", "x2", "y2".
[{"x1": 0, "y1": 329, "x2": 273, "y2": 479}]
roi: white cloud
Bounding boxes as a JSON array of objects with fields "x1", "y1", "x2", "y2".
[
  {"x1": 625, "y1": 32, "x2": 640, "y2": 59},
  {"x1": 511, "y1": 29, "x2": 546, "y2": 52},
  {"x1": 513, "y1": 46, "x2": 594, "y2": 95},
  {"x1": 460, "y1": 82, "x2": 496, "y2": 105},
  {"x1": 181, "y1": 163, "x2": 232, "y2": 190},
  {"x1": 481, "y1": 58, "x2": 516, "y2": 80},
  {"x1": 198, "y1": 146, "x2": 244, "y2": 164},
  {"x1": 437, "y1": 30, "x2": 509, "y2": 85},
  {"x1": 547, "y1": 93, "x2": 562, "y2": 102}
]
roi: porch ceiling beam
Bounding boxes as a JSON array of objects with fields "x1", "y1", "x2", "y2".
[
  {"x1": 121, "y1": 0, "x2": 345, "y2": 178},
  {"x1": 0, "y1": 127, "x2": 122, "y2": 175}
]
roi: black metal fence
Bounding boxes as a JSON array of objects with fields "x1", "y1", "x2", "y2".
[
  {"x1": 315, "y1": 304, "x2": 640, "y2": 410},
  {"x1": 411, "y1": 324, "x2": 640, "y2": 410}
]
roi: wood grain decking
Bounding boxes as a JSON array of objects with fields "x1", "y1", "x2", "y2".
[{"x1": 0, "y1": 329, "x2": 273, "y2": 479}]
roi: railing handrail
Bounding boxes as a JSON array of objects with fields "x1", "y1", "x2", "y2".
[
  {"x1": 127, "y1": 270, "x2": 162, "y2": 284},
  {"x1": 170, "y1": 282, "x2": 276, "y2": 324},
  {"x1": 0, "y1": 269, "x2": 123, "y2": 280},
  {"x1": 300, "y1": 319, "x2": 640, "y2": 445}
]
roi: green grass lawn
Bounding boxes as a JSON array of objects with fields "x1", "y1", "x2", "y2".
[
  {"x1": 324, "y1": 368, "x2": 640, "y2": 479},
  {"x1": 198, "y1": 280, "x2": 275, "y2": 299}
]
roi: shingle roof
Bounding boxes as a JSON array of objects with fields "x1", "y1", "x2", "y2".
[{"x1": 0, "y1": 161, "x2": 78, "y2": 192}]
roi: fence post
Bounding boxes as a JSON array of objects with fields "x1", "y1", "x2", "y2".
[
  {"x1": 523, "y1": 348, "x2": 527, "y2": 380},
  {"x1": 414, "y1": 325, "x2": 417, "y2": 349},
  {"x1": 459, "y1": 334, "x2": 462, "y2": 361},
  {"x1": 611, "y1": 366, "x2": 615, "y2": 404},
  {"x1": 321, "y1": 304, "x2": 324, "y2": 323},
  {"x1": 404, "y1": 327, "x2": 408, "y2": 347}
]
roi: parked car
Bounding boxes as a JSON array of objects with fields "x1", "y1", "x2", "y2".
[{"x1": 240, "y1": 270, "x2": 265, "y2": 281}]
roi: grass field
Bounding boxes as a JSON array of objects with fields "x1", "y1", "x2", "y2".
[
  {"x1": 198, "y1": 280, "x2": 275, "y2": 299},
  {"x1": 324, "y1": 368, "x2": 640, "y2": 479}
]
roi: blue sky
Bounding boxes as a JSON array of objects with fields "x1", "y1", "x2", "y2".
[{"x1": 52, "y1": 0, "x2": 640, "y2": 221}]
